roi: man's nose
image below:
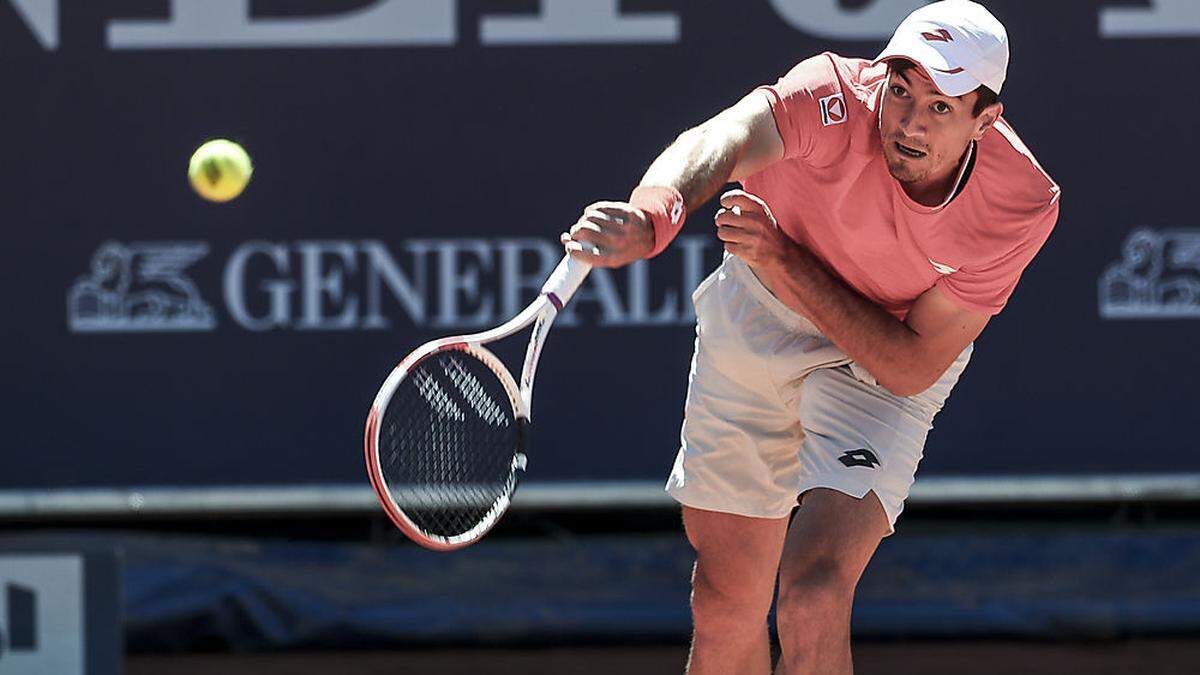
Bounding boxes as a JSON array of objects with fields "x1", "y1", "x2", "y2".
[{"x1": 898, "y1": 109, "x2": 927, "y2": 137}]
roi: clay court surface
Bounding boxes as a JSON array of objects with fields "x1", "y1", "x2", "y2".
[{"x1": 127, "y1": 640, "x2": 1200, "y2": 674}]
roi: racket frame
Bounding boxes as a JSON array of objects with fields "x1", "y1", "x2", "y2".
[{"x1": 365, "y1": 254, "x2": 590, "y2": 550}]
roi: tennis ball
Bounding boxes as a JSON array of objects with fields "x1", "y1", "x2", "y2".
[{"x1": 188, "y1": 139, "x2": 253, "y2": 202}]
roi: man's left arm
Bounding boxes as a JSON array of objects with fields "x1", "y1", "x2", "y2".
[{"x1": 717, "y1": 190, "x2": 989, "y2": 398}]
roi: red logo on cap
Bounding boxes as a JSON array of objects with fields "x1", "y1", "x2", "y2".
[{"x1": 921, "y1": 29, "x2": 954, "y2": 43}]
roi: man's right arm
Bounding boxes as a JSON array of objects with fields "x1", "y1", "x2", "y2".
[
  {"x1": 562, "y1": 91, "x2": 784, "y2": 268},
  {"x1": 642, "y1": 90, "x2": 784, "y2": 210}
]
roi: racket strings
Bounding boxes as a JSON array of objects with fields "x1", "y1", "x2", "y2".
[{"x1": 381, "y1": 350, "x2": 521, "y2": 541}]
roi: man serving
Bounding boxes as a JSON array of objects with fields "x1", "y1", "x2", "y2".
[{"x1": 561, "y1": 2, "x2": 1060, "y2": 673}]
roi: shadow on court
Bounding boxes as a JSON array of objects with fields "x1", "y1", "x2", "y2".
[{"x1": 127, "y1": 640, "x2": 1200, "y2": 675}]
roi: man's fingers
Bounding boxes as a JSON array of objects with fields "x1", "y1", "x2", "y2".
[
  {"x1": 718, "y1": 190, "x2": 758, "y2": 210},
  {"x1": 565, "y1": 238, "x2": 637, "y2": 269},
  {"x1": 588, "y1": 204, "x2": 641, "y2": 222},
  {"x1": 584, "y1": 203, "x2": 647, "y2": 231},
  {"x1": 577, "y1": 209, "x2": 632, "y2": 233},
  {"x1": 586, "y1": 200, "x2": 634, "y2": 213},
  {"x1": 581, "y1": 208, "x2": 646, "y2": 239},
  {"x1": 719, "y1": 190, "x2": 775, "y2": 222},
  {"x1": 723, "y1": 241, "x2": 749, "y2": 258},
  {"x1": 715, "y1": 224, "x2": 749, "y2": 244},
  {"x1": 561, "y1": 200, "x2": 654, "y2": 268},
  {"x1": 561, "y1": 231, "x2": 600, "y2": 253},
  {"x1": 569, "y1": 218, "x2": 616, "y2": 247},
  {"x1": 714, "y1": 207, "x2": 764, "y2": 230},
  {"x1": 569, "y1": 219, "x2": 603, "y2": 236},
  {"x1": 564, "y1": 238, "x2": 603, "y2": 259}
]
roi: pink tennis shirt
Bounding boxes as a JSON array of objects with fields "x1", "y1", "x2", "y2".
[{"x1": 742, "y1": 52, "x2": 1061, "y2": 318}]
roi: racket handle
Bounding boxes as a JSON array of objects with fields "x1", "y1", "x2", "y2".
[{"x1": 541, "y1": 254, "x2": 592, "y2": 310}]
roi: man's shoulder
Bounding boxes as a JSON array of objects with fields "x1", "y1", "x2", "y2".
[
  {"x1": 784, "y1": 52, "x2": 887, "y2": 100},
  {"x1": 975, "y1": 118, "x2": 1062, "y2": 221},
  {"x1": 764, "y1": 52, "x2": 885, "y2": 165},
  {"x1": 824, "y1": 52, "x2": 888, "y2": 90}
]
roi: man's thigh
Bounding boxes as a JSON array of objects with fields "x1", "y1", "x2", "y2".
[
  {"x1": 795, "y1": 365, "x2": 946, "y2": 534},
  {"x1": 683, "y1": 506, "x2": 791, "y2": 612},
  {"x1": 779, "y1": 488, "x2": 890, "y2": 589}
]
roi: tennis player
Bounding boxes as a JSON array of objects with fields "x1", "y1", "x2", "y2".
[{"x1": 562, "y1": 1, "x2": 1059, "y2": 673}]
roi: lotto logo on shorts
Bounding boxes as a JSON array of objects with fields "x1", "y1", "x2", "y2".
[
  {"x1": 819, "y1": 92, "x2": 847, "y2": 126},
  {"x1": 838, "y1": 449, "x2": 880, "y2": 469}
]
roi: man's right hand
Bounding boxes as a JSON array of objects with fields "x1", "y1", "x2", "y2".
[{"x1": 560, "y1": 201, "x2": 655, "y2": 269}]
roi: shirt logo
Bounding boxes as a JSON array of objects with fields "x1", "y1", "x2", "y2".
[
  {"x1": 922, "y1": 29, "x2": 954, "y2": 43},
  {"x1": 819, "y1": 92, "x2": 847, "y2": 126},
  {"x1": 929, "y1": 258, "x2": 959, "y2": 275}
]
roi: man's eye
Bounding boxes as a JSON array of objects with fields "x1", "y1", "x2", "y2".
[
  {"x1": 933, "y1": 102, "x2": 951, "y2": 114},
  {"x1": 891, "y1": 85, "x2": 907, "y2": 97}
]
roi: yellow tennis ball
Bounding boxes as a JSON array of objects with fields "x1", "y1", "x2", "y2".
[{"x1": 188, "y1": 139, "x2": 253, "y2": 202}]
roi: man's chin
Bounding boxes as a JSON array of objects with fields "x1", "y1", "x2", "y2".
[{"x1": 885, "y1": 160, "x2": 925, "y2": 184}]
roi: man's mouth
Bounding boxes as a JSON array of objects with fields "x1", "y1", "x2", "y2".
[{"x1": 894, "y1": 141, "x2": 927, "y2": 159}]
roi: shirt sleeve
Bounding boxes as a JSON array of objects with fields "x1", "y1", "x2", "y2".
[
  {"x1": 935, "y1": 197, "x2": 1061, "y2": 315},
  {"x1": 755, "y1": 53, "x2": 851, "y2": 165}
]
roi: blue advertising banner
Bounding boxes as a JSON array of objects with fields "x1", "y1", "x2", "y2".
[{"x1": 3, "y1": 1, "x2": 1199, "y2": 492}]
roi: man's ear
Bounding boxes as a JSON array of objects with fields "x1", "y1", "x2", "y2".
[{"x1": 973, "y1": 102, "x2": 1003, "y2": 141}]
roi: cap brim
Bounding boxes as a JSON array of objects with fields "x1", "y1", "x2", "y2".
[{"x1": 874, "y1": 38, "x2": 982, "y2": 98}]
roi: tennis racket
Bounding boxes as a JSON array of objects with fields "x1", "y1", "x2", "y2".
[{"x1": 364, "y1": 253, "x2": 591, "y2": 550}]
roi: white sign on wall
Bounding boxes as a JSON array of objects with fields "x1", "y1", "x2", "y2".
[
  {"x1": 1099, "y1": 228, "x2": 1200, "y2": 319},
  {"x1": 67, "y1": 236, "x2": 715, "y2": 333},
  {"x1": 5, "y1": 0, "x2": 1199, "y2": 51},
  {"x1": 0, "y1": 555, "x2": 83, "y2": 675}
]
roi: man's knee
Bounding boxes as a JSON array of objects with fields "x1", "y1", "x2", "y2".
[
  {"x1": 682, "y1": 507, "x2": 789, "y2": 640},
  {"x1": 775, "y1": 554, "x2": 858, "y2": 639},
  {"x1": 690, "y1": 560, "x2": 772, "y2": 639}
]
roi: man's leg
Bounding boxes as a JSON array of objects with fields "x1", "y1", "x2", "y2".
[
  {"x1": 682, "y1": 505, "x2": 791, "y2": 675},
  {"x1": 774, "y1": 488, "x2": 890, "y2": 675}
]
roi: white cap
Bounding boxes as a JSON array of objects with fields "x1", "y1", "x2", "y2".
[{"x1": 874, "y1": 0, "x2": 1009, "y2": 97}]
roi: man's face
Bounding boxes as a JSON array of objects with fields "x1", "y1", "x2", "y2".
[{"x1": 879, "y1": 65, "x2": 1000, "y2": 186}]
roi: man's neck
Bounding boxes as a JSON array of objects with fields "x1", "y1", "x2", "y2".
[{"x1": 900, "y1": 143, "x2": 973, "y2": 207}]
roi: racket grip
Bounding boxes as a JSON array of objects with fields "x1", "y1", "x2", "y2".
[{"x1": 541, "y1": 254, "x2": 592, "y2": 310}]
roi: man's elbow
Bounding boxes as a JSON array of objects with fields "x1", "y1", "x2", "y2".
[{"x1": 875, "y1": 368, "x2": 940, "y2": 399}]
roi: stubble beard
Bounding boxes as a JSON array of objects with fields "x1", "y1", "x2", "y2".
[{"x1": 885, "y1": 155, "x2": 927, "y2": 184}]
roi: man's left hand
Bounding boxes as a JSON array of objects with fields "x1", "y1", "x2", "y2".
[{"x1": 715, "y1": 189, "x2": 795, "y2": 278}]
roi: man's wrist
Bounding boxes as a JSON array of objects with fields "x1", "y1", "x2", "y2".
[
  {"x1": 629, "y1": 207, "x2": 657, "y2": 257},
  {"x1": 630, "y1": 185, "x2": 687, "y2": 258},
  {"x1": 762, "y1": 236, "x2": 803, "y2": 284}
]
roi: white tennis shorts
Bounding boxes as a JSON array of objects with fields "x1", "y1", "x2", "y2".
[{"x1": 666, "y1": 254, "x2": 971, "y2": 534}]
